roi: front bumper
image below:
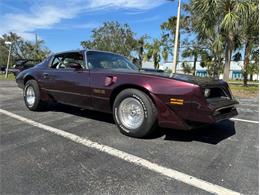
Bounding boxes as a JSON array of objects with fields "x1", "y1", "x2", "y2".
[
  {"x1": 186, "y1": 98, "x2": 239, "y2": 128},
  {"x1": 209, "y1": 98, "x2": 239, "y2": 122},
  {"x1": 158, "y1": 97, "x2": 238, "y2": 130}
]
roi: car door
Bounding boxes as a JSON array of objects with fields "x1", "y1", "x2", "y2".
[{"x1": 41, "y1": 51, "x2": 92, "y2": 108}]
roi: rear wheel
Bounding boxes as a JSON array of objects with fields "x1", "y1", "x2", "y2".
[
  {"x1": 24, "y1": 80, "x2": 46, "y2": 111},
  {"x1": 113, "y1": 88, "x2": 157, "y2": 138}
]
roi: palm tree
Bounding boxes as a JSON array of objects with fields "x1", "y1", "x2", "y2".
[
  {"x1": 238, "y1": 0, "x2": 259, "y2": 86},
  {"x1": 2, "y1": 32, "x2": 24, "y2": 60},
  {"x1": 162, "y1": 47, "x2": 169, "y2": 63},
  {"x1": 190, "y1": 0, "x2": 250, "y2": 81},
  {"x1": 247, "y1": 49, "x2": 259, "y2": 81},
  {"x1": 200, "y1": 49, "x2": 224, "y2": 78},
  {"x1": 181, "y1": 61, "x2": 193, "y2": 74},
  {"x1": 161, "y1": 16, "x2": 191, "y2": 43},
  {"x1": 1, "y1": 32, "x2": 50, "y2": 62},
  {"x1": 247, "y1": 63, "x2": 259, "y2": 81},
  {"x1": 161, "y1": 15, "x2": 191, "y2": 73},
  {"x1": 144, "y1": 39, "x2": 161, "y2": 69},
  {"x1": 181, "y1": 41, "x2": 204, "y2": 75},
  {"x1": 134, "y1": 35, "x2": 149, "y2": 68}
]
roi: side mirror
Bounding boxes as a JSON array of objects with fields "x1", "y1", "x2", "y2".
[{"x1": 69, "y1": 62, "x2": 82, "y2": 70}]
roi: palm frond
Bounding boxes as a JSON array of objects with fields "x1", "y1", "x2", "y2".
[{"x1": 220, "y1": 12, "x2": 239, "y2": 32}]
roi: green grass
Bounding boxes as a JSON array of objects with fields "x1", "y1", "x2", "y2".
[
  {"x1": 228, "y1": 79, "x2": 259, "y2": 83},
  {"x1": 0, "y1": 73, "x2": 16, "y2": 80},
  {"x1": 230, "y1": 84, "x2": 259, "y2": 91},
  {"x1": 229, "y1": 84, "x2": 258, "y2": 98}
]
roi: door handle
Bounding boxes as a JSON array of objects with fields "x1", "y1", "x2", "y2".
[
  {"x1": 104, "y1": 76, "x2": 117, "y2": 86},
  {"x1": 43, "y1": 73, "x2": 48, "y2": 79}
]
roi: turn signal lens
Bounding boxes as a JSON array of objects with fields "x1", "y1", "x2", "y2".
[{"x1": 170, "y1": 98, "x2": 184, "y2": 105}]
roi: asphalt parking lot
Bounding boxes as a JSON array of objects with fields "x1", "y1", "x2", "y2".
[{"x1": 0, "y1": 80, "x2": 259, "y2": 195}]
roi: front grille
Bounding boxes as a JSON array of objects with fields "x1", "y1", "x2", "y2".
[
  {"x1": 213, "y1": 107, "x2": 238, "y2": 122},
  {"x1": 213, "y1": 106, "x2": 235, "y2": 116}
]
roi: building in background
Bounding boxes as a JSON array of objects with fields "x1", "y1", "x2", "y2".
[{"x1": 142, "y1": 61, "x2": 259, "y2": 81}]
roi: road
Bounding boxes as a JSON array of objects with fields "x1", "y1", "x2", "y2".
[{"x1": 0, "y1": 80, "x2": 258, "y2": 194}]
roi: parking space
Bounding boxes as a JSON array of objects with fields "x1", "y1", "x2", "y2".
[{"x1": 0, "y1": 80, "x2": 259, "y2": 194}]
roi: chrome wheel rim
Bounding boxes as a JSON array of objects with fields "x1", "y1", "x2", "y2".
[
  {"x1": 118, "y1": 97, "x2": 144, "y2": 129},
  {"x1": 25, "y1": 86, "x2": 36, "y2": 106}
]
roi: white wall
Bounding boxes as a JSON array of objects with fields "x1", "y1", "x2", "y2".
[{"x1": 142, "y1": 60, "x2": 258, "y2": 80}]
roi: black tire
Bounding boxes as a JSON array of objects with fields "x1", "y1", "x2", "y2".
[
  {"x1": 113, "y1": 88, "x2": 157, "y2": 138},
  {"x1": 24, "y1": 80, "x2": 46, "y2": 111}
]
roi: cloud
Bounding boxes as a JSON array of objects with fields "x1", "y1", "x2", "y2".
[
  {"x1": 54, "y1": 22, "x2": 100, "y2": 30},
  {"x1": 0, "y1": 0, "x2": 165, "y2": 40},
  {"x1": 131, "y1": 16, "x2": 161, "y2": 23},
  {"x1": 88, "y1": 0, "x2": 164, "y2": 10}
]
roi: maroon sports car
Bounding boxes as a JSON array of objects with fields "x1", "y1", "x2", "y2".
[{"x1": 16, "y1": 50, "x2": 238, "y2": 137}]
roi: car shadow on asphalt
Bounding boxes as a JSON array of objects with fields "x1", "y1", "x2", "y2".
[
  {"x1": 49, "y1": 103, "x2": 115, "y2": 124},
  {"x1": 149, "y1": 120, "x2": 236, "y2": 145},
  {"x1": 49, "y1": 103, "x2": 236, "y2": 145}
]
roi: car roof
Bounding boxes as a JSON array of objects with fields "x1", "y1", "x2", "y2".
[
  {"x1": 52, "y1": 50, "x2": 84, "y2": 56},
  {"x1": 52, "y1": 49, "x2": 125, "y2": 57}
]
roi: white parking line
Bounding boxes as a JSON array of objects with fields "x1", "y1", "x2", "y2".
[
  {"x1": 231, "y1": 118, "x2": 259, "y2": 124},
  {"x1": 0, "y1": 108, "x2": 240, "y2": 195}
]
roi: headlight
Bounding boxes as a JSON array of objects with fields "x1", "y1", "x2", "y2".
[{"x1": 204, "y1": 88, "x2": 211, "y2": 98}]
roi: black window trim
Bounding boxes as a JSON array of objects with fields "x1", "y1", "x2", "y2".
[
  {"x1": 85, "y1": 50, "x2": 137, "y2": 71},
  {"x1": 48, "y1": 51, "x2": 88, "y2": 70}
]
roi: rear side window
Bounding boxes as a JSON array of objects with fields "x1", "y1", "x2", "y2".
[{"x1": 49, "y1": 52, "x2": 85, "y2": 69}]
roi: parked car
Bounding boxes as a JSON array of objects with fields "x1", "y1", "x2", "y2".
[
  {"x1": 16, "y1": 50, "x2": 238, "y2": 138},
  {"x1": 0, "y1": 65, "x2": 6, "y2": 73},
  {"x1": 9, "y1": 59, "x2": 41, "y2": 76}
]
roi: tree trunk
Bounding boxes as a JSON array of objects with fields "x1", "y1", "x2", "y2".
[
  {"x1": 250, "y1": 74, "x2": 253, "y2": 81},
  {"x1": 139, "y1": 47, "x2": 143, "y2": 68},
  {"x1": 213, "y1": 58, "x2": 221, "y2": 79},
  {"x1": 243, "y1": 41, "x2": 251, "y2": 86},
  {"x1": 217, "y1": 57, "x2": 222, "y2": 79},
  {"x1": 223, "y1": 38, "x2": 233, "y2": 81},
  {"x1": 139, "y1": 56, "x2": 143, "y2": 68},
  {"x1": 193, "y1": 56, "x2": 197, "y2": 76}
]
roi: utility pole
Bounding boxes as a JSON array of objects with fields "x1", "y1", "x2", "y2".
[
  {"x1": 5, "y1": 41, "x2": 12, "y2": 79},
  {"x1": 171, "y1": 0, "x2": 181, "y2": 74},
  {"x1": 35, "y1": 32, "x2": 38, "y2": 60}
]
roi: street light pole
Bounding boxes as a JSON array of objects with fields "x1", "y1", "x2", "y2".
[
  {"x1": 5, "y1": 41, "x2": 12, "y2": 79},
  {"x1": 172, "y1": 0, "x2": 181, "y2": 74}
]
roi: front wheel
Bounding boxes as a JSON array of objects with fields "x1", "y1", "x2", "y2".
[
  {"x1": 113, "y1": 89, "x2": 157, "y2": 138},
  {"x1": 24, "y1": 80, "x2": 46, "y2": 111}
]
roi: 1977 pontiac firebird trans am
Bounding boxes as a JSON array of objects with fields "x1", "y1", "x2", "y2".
[{"x1": 16, "y1": 50, "x2": 239, "y2": 138}]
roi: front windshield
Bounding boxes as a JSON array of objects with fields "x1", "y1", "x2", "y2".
[{"x1": 87, "y1": 51, "x2": 138, "y2": 71}]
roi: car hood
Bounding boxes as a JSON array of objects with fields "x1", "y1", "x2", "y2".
[
  {"x1": 171, "y1": 73, "x2": 226, "y2": 86},
  {"x1": 94, "y1": 69, "x2": 226, "y2": 87},
  {"x1": 138, "y1": 71, "x2": 226, "y2": 87}
]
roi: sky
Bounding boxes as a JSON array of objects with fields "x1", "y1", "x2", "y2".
[{"x1": 0, "y1": 0, "x2": 188, "y2": 52}]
